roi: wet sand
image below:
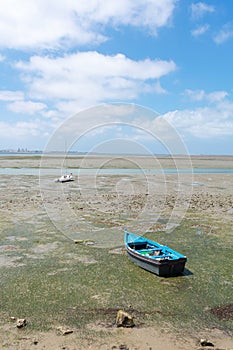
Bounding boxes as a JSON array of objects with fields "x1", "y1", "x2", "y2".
[{"x1": 0, "y1": 155, "x2": 233, "y2": 349}]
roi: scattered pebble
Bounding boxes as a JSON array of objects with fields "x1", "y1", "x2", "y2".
[
  {"x1": 200, "y1": 338, "x2": 214, "y2": 347},
  {"x1": 56, "y1": 326, "x2": 74, "y2": 335},
  {"x1": 16, "y1": 318, "x2": 27, "y2": 328},
  {"x1": 116, "y1": 310, "x2": 135, "y2": 328},
  {"x1": 74, "y1": 239, "x2": 95, "y2": 245}
]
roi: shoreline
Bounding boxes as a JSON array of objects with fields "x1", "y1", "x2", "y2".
[
  {"x1": 1, "y1": 324, "x2": 233, "y2": 350},
  {"x1": 0, "y1": 154, "x2": 233, "y2": 169}
]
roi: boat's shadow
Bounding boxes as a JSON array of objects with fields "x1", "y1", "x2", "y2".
[
  {"x1": 182, "y1": 267, "x2": 193, "y2": 276},
  {"x1": 158, "y1": 267, "x2": 193, "y2": 278}
]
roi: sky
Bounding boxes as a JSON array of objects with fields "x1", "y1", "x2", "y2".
[{"x1": 0, "y1": 0, "x2": 233, "y2": 155}]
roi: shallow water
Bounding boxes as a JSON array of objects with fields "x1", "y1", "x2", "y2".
[{"x1": 0, "y1": 167, "x2": 233, "y2": 175}]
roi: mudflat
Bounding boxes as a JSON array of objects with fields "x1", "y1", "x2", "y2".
[{"x1": 0, "y1": 155, "x2": 233, "y2": 349}]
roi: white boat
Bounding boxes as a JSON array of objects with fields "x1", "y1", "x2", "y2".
[
  {"x1": 56, "y1": 172, "x2": 74, "y2": 183},
  {"x1": 55, "y1": 141, "x2": 75, "y2": 183}
]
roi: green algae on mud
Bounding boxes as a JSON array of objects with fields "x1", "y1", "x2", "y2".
[
  {"x1": 0, "y1": 217, "x2": 232, "y2": 336},
  {"x1": 0, "y1": 164, "x2": 233, "y2": 340}
]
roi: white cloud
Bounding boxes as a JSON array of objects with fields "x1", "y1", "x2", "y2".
[
  {"x1": 162, "y1": 99, "x2": 233, "y2": 138},
  {"x1": 0, "y1": 90, "x2": 24, "y2": 101},
  {"x1": 184, "y1": 89, "x2": 206, "y2": 101},
  {"x1": 15, "y1": 52, "x2": 176, "y2": 110},
  {"x1": 0, "y1": 54, "x2": 5, "y2": 62},
  {"x1": 184, "y1": 89, "x2": 228, "y2": 103},
  {"x1": 214, "y1": 23, "x2": 233, "y2": 44},
  {"x1": 0, "y1": 0, "x2": 176, "y2": 50},
  {"x1": 191, "y1": 24, "x2": 209, "y2": 37},
  {"x1": 206, "y1": 91, "x2": 229, "y2": 103},
  {"x1": 151, "y1": 81, "x2": 167, "y2": 94},
  {"x1": 0, "y1": 90, "x2": 47, "y2": 116},
  {"x1": 0, "y1": 120, "x2": 48, "y2": 140},
  {"x1": 55, "y1": 100, "x2": 94, "y2": 117},
  {"x1": 191, "y1": 2, "x2": 215, "y2": 19},
  {"x1": 7, "y1": 100, "x2": 47, "y2": 115}
]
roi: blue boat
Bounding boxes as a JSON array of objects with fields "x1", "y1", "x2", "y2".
[{"x1": 124, "y1": 230, "x2": 187, "y2": 277}]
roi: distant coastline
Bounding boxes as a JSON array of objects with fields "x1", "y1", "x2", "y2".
[
  {"x1": 0, "y1": 149, "x2": 42, "y2": 154},
  {"x1": 0, "y1": 150, "x2": 233, "y2": 157}
]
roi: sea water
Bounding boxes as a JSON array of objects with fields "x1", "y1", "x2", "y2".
[{"x1": 0, "y1": 167, "x2": 233, "y2": 175}]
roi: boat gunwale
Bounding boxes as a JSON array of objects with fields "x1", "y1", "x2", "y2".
[
  {"x1": 125, "y1": 245, "x2": 187, "y2": 267},
  {"x1": 124, "y1": 230, "x2": 187, "y2": 269}
]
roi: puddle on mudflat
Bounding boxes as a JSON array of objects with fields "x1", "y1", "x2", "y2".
[
  {"x1": 31, "y1": 242, "x2": 60, "y2": 254},
  {"x1": 6, "y1": 236, "x2": 28, "y2": 242},
  {"x1": 0, "y1": 245, "x2": 21, "y2": 252},
  {"x1": 0, "y1": 256, "x2": 26, "y2": 268}
]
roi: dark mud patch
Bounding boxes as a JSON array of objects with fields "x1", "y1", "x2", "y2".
[
  {"x1": 210, "y1": 304, "x2": 233, "y2": 320},
  {"x1": 69, "y1": 307, "x2": 172, "y2": 329}
]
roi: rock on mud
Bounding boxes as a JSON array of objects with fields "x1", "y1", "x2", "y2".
[
  {"x1": 16, "y1": 318, "x2": 27, "y2": 328},
  {"x1": 116, "y1": 310, "x2": 135, "y2": 328}
]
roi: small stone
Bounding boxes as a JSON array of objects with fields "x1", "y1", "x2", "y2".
[
  {"x1": 84, "y1": 240, "x2": 95, "y2": 246},
  {"x1": 119, "y1": 345, "x2": 129, "y2": 350},
  {"x1": 116, "y1": 310, "x2": 135, "y2": 328},
  {"x1": 74, "y1": 239, "x2": 84, "y2": 244},
  {"x1": 16, "y1": 318, "x2": 27, "y2": 328},
  {"x1": 200, "y1": 338, "x2": 214, "y2": 347},
  {"x1": 56, "y1": 326, "x2": 73, "y2": 335}
]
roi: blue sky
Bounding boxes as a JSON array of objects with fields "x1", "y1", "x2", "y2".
[{"x1": 0, "y1": 0, "x2": 233, "y2": 155}]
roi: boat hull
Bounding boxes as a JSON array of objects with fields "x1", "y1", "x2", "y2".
[
  {"x1": 56, "y1": 174, "x2": 74, "y2": 182},
  {"x1": 125, "y1": 231, "x2": 187, "y2": 277},
  {"x1": 126, "y1": 249, "x2": 186, "y2": 276},
  {"x1": 58, "y1": 178, "x2": 74, "y2": 183}
]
